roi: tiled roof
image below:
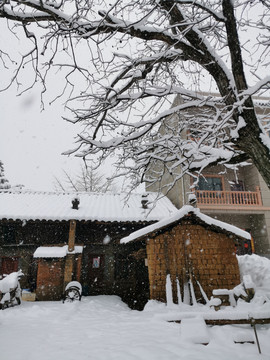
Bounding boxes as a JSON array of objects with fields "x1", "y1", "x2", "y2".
[
  {"x1": 121, "y1": 205, "x2": 251, "y2": 243},
  {"x1": 0, "y1": 190, "x2": 177, "y2": 222}
]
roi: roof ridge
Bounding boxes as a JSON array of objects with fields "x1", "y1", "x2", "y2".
[{"x1": 0, "y1": 189, "x2": 161, "y2": 197}]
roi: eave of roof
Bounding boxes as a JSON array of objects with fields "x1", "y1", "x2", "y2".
[
  {"x1": 0, "y1": 190, "x2": 177, "y2": 223},
  {"x1": 33, "y1": 245, "x2": 83, "y2": 258},
  {"x1": 120, "y1": 205, "x2": 251, "y2": 244}
]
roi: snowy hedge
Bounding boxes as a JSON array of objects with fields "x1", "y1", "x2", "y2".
[{"x1": 237, "y1": 254, "x2": 270, "y2": 303}]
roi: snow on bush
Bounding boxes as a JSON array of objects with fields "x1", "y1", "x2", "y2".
[
  {"x1": 237, "y1": 254, "x2": 270, "y2": 303},
  {"x1": 0, "y1": 270, "x2": 23, "y2": 294}
]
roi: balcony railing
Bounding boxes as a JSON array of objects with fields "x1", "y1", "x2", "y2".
[{"x1": 195, "y1": 186, "x2": 262, "y2": 207}]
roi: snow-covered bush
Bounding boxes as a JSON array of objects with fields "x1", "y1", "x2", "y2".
[
  {"x1": 0, "y1": 270, "x2": 23, "y2": 293},
  {"x1": 237, "y1": 254, "x2": 270, "y2": 303},
  {"x1": 0, "y1": 270, "x2": 23, "y2": 309}
]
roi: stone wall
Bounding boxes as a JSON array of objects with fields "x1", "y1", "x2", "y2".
[{"x1": 146, "y1": 218, "x2": 241, "y2": 303}]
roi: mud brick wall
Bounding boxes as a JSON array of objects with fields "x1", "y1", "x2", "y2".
[
  {"x1": 146, "y1": 218, "x2": 240, "y2": 303},
  {"x1": 36, "y1": 258, "x2": 65, "y2": 301},
  {"x1": 36, "y1": 254, "x2": 82, "y2": 301}
]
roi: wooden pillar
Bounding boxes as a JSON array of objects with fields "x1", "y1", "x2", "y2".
[
  {"x1": 68, "y1": 220, "x2": 76, "y2": 252},
  {"x1": 63, "y1": 254, "x2": 74, "y2": 288},
  {"x1": 63, "y1": 220, "x2": 77, "y2": 289},
  {"x1": 75, "y1": 255, "x2": 82, "y2": 283}
]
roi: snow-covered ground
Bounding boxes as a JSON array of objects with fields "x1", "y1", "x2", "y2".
[
  {"x1": 0, "y1": 254, "x2": 270, "y2": 360},
  {"x1": 1, "y1": 296, "x2": 269, "y2": 360}
]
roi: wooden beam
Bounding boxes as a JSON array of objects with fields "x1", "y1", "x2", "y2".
[
  {"x1": 168, "y1": 318, "x2": 270, "y2": 325},
  {"x1": 68, "y1": 220, "x2": 76, "y2": 252},
  {"x1": 63, "y1": 219, "x2": 77, "y2": 290}
]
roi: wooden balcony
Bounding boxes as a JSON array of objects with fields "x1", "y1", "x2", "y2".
[{"x1": 195, "y1": 186, "x2": 262, "y2": 208}]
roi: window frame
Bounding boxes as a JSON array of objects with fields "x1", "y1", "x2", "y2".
[{"x1": 194, "y1": 174, "x2": 225, "y2": 192}]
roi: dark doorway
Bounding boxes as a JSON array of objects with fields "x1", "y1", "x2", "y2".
[
  {"x1": 88, "y1": 254, "x2": 105, "y2": 294},
  {"x1": 134, "y1": 258, "x2": 150, "y2": 310}
]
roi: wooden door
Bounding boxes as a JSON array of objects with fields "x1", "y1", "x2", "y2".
[{"x1": 1, "y1": 257, "x2": 19, "y2": 275}]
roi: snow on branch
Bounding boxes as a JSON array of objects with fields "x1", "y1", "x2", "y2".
[{"x1": 1, "y1": 0, "x2": 270, "y2": 192}]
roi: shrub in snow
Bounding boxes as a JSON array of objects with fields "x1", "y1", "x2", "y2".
[
  {"x1": 0, "y1": 270, "x2": 23, "y2": 293},
  {"x1": 0, "y1": 270, "x2": 23, "y2": 309},
  {"x1": 237, "y1": 254, "x2": 270, "y2": 303}
]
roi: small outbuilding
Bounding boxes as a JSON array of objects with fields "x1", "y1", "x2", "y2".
[
  {"x1": 33, "y1": 245, "x2": 83, "y2": 301},
  {"x1": 121, "y1": 205, "x2": 251, "y2": 305}
]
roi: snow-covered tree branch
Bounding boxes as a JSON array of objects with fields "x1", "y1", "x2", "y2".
[{"x1": 0, "y1": 0, "x2": 270, "y2": 191}]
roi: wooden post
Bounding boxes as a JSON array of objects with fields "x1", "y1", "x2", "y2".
[
  {"x1": 251, "y1": 318, "x2": 262, "y2": 354},
  {"x1": 63, "y1": 255, "x2": 74, "y2": 289},
  {"x1": 68, "y1": 220, "x2": 76, "y2": 252},
  {"x1": 63, "y1": 220, "x2": 77, "y2": 290}
]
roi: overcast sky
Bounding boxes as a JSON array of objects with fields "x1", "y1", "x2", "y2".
[
  {"x1": 0, "y1": 83, "x2": 85, "y2": 191},
  {"x1": 0, "y1": 19, "x2": 114, "y2": 192},
  {"x1": 0, "y1": 17, "x2": 85, "y2": 191}
]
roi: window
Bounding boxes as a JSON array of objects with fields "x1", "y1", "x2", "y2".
[{"x1": 197, "y1": 176, "x2": 223, "y2": 191}]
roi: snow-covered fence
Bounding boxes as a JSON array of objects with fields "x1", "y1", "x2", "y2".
[{"x1": 0, "y1": 270, "x2": 23, "y2": 310}]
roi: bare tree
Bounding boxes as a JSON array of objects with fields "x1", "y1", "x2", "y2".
[
  {"x1": 0, "y1": 1, "x2": 270, "y2": 191},
  {"x1": 0, "y1": 160, "x2": 11, "y2": 190},
  {"x1": 0, "y1": 160, "x2": 24, "y2": 191},
  {"x1": 54, "y1": 166, "x2": 116, "y2": 193}
]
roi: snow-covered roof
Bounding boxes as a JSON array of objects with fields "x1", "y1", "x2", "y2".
[
  {"x1": 0, "y1": 190, "x2": 177, "y2": 223},
  {"x1": 121, "y1": 205, "x2": 251, "y2": 244},
  {"x1": 33, "y1": 245, "x2": 83, "y2": 258}
]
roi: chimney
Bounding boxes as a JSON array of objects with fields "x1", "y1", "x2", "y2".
[
  {"x1": 141, "y1": 194, "x2": 148, "y2": 209},
  {"x1": 72, "y1": 197, "x2": 80, "y2": 210},
  {"x1": 188, "y1": 193, "x2": 197, "y2": 207}
]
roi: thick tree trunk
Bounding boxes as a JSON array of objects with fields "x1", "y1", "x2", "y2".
[
  {"x1": 239, "y1": 134, "x2": 270, "y2": 189},
  {"x1": 238, "y1": 109, "x2": 270, "y2": 189}
]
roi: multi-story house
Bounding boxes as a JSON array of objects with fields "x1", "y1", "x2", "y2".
[{"x1": 146, "y1": 95, "x2": 270, "y2": 257}]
